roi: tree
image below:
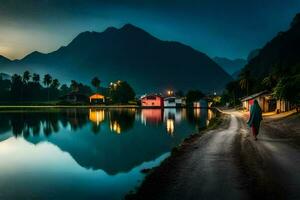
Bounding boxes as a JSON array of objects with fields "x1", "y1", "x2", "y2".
[
  {"x1": 22, "y1": 71, "x2": 31, "y2": 84},
  {"x1": 109, "y1": 81, "x2": 135, "y2": 104},
  {"x1": 91, "y1": 77, "x2": 101, "y2": 92},
  {"x1": 11, "y1": 74, "x2": 23, "y2": 101},
  {"x1": 70, "y1": 80, "x2": 79, "y2": 92},
  {"x1": 51, "y1": 79, "x2": 60, "y2": 89},
  {"x1": 60, "y1": 84, "x2": 70, "y2": 96},
  {"x1": 32, "y1": 73, "x2": 40, "y2": 84},
  {"x1": 273, "y1": 75, "x2": 300, "y2": 105},
  {"x1": 239, "y1": 69, "x2": 251, "y2": 96},
  {"x1": 186, "y1": 90, "x2": 204, "y2": 105},
  {"x1": 43, "y1": 74, "x2": 52, "y2": 88},
  {"x1": 43, "y1": 74, "x2": 53, "y2": 101}
]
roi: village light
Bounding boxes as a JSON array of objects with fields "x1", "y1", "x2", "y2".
[{"x1": 167, "y1": 90, "x2": 173, "y2": 96}]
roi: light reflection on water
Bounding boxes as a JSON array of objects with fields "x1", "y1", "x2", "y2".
[{"x1": 0, "y1": 108, "x2": 214, "y2": 199}]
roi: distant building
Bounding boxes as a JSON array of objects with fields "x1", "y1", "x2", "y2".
[
  {"x1": 89, "y1": 93, "x2": 105, "y2": 104},
  {"x1": 163, "y1": 96, "x2": 186, "y2": 107},
  {"x1": 141, "y1": 94, "x2": 163, "y2": 107},
  {"x1": 59, "y1": 92, "x2": 89, "y2": 104}
]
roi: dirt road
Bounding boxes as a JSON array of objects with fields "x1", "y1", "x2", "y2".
[{"x1": 130, "y1": 110, "x2": 300, "y2": 200}]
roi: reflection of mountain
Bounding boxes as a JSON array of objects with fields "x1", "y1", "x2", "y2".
[{"x1": 0, "y1": 108, "x2": 212, "y2": 175}]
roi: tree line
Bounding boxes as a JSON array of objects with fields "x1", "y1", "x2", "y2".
[
  {"x1": 0, "y1": 71, "x2": 136, "y2": 104},
  {"x1": 222, "y1": 64, "x2": 300, "y2": 107}
]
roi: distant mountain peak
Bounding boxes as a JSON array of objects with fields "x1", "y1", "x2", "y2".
[
  {"x1": 0, "y1": 24, "x2": 232, "y2": 93},
  {"x1": 213, "y1": 56, "x2": 247, "y2": 76},
  {"x1": 121, "y1": 23, "x2": 138, "y2": 30},
  {"x1": 0, "y1": 55, "x2": 11, "y2": 64},
  {"x1": 104, "y1": 26, "x2": 118, "y2": 33}
]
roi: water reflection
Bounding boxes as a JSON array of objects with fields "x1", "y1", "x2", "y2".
[
  {"x1": 89, "y1": 109, "x2": 105, "y2": 125},
  {"x1": 0, "y1": 108, "x2": 214, "y2": 138},
  {"x1": 140, "y1": 109, "x2": 163, "y2": 125},
  {"x1": 0, "y1": 108, "x2": 215, "y2": 199}
]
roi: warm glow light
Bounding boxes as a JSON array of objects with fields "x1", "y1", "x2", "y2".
[
  {"x1": 110, "y1": 121, "x2": 121, "y2": 134},
  {"x1": 89, "y1": 109, "x2": 105, "y2": 125},
  {"x1": 166, "y1": 119, "x2": 175, "y2": 135},
  {"x1": 194, "y1": 108, "x2": 200, "y2": 118},
  {"x1": 167, "y1": 90, "x2": 174, "y2": 96}
]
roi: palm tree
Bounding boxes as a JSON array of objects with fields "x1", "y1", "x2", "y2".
[
  {"x1": 51, "y1": 79, "x2": 60, "y2": 89},
  {"x1": 32, "y1": 73, "x2": 40, "y2": 84},
  {"x1": 43, "y1": 74, "x2": 53, "y2": 101},
  {"x1": 91, "y1": 77, "x2": 101, "y2": 92},
  {"x1": 239, "y1": 69, "x2": 251, "y2": 96},
  {"x1": 22, "y1": 71, "x2": 31, "y2": 84}
]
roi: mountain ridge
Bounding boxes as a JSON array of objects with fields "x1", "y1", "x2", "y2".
[{"x1": 0, "y1": 23, "x2": 232, "y2": 93}]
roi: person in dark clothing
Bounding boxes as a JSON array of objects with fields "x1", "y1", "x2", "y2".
[{"x1": 247, "y1": 100, "x2": 263, "y2": 140}]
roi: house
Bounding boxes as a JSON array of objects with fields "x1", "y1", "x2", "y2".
[
  {"x1": 59, "y1": 92, "x2": 89, "y2": 104},
  {"x1": 276, "y1": 99, "x2": 292, "y2": 113},
  {"x1": 241, "y1": 91, "x2": 277, "y2": 113},
  {"x1": 89, "y1": 93, "x2": 105, "y2": 104},
  {"x1": 163, "y1": 96, "x2": 186, "y2": 107},
  {"x1": 140, "y1": 94, "x2": 163, "y2": 108}
]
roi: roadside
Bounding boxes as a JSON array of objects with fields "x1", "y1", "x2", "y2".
[
  {"x1": 126, "y1": 112, "x2": 250, "y2": 200},
  {"x1": 127, "y1": 109, "x2": 300, "y2": 200},
  {"x1": 237, "y1": 109, "x2": 300, "y2": 200}
]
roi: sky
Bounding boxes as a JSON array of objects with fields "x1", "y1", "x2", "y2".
[{"x1": 0, "y1": 0, "x2": 300, "y2": 60}]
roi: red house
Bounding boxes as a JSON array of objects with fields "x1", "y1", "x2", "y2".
[{"x1": 141, "y1": 94, "x2": 163, "y2": 108}]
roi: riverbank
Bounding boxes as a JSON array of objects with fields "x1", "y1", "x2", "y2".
[{"x1": 125, "y1": 110, "x2": 229, "y2": 200}]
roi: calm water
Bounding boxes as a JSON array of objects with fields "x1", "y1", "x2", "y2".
[{"x1": 0, "y1": 108, "x2": 214, "y2": 200}]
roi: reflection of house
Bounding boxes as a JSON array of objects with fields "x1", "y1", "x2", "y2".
[
  {"x1": 141, "y1": 94, "x2": 163, "y2": 107},
  {"x1": 89, "y1": 93, "x2": 105, "y2": 104},
  {"x1": 141, "y1": 109, "x2": 163, "y2": 124},
  {"x1": 166, "y1": 118, "x2": 175, "y2": 135},
  {"x1": 59, "y1": 92, "x2": 89, "y2": 104},
  {"x1": 193, "y1": 99, "x2": 210, "y2": 108},
  {"x1": 164, "y1": 97, "x2": 186, "y2": 107},
  {"x1": 163, "y1": 108, "x2": 183, "y2": 122},
  {"x1": 241, "y1": 91, "x2": 277, "y2": 113},
  {"x1": 89, "y1": 109, "x2": 105, "y2": 125}
]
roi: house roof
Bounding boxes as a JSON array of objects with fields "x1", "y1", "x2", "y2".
[
  {"x1": 90, "y1": 93, "x2": 105, "y2": 99},
  {"x1": 140, "y1": 93, "x2": 162, "y2": 99},
  {"x1": 240, "y1": 91, "x2": 270, "y2": 102}
]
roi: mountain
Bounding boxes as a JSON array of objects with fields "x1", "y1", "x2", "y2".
[
  {"x1": 0, "y1": 55, "x2": 11, "y2": 65},
  {"x1": 247, "y1": 49, "x2": 260, "y2": 62},
  {"x1": 244, "y1": 13, "x2": 300, "y2": 79},
  {"x1": 0, "y1": 24, "x2": 232, "y2": 93},
  {"x1": 212, "y1": 57, "x2": 247, "y2": 77},
  {"x1": 0, "y1": 73, "x2": 10, "y2": 80}
]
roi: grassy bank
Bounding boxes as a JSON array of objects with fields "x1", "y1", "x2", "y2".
[{"x1": 125, "y1": 110, "x2": 228, "y2": 200}]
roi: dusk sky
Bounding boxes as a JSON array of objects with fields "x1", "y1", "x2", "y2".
[{"x1": 1, "y1": 0, "x2": 300, "y2": 60}]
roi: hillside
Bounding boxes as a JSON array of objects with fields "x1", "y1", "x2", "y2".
[
  {"x1": 0, "y1": 24, "x2": 232, "y2": 93},
  {"x1": 0, "y1": 55, "x2": 10, "y2": 65},
  {"x1": 213, "y1": 57, "x2": 247, "y2": 76},
  {"x1": 244, "y1": 13, "x2": 300, "y2": 80}
]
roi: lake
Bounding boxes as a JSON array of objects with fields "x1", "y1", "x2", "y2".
[{"x1": 0, "y1": 108, "x2": 214, "y2": 200}]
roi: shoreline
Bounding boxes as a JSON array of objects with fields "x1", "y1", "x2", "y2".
[
  {"x1": 0, "y1": 105, "x2": 212, "y2": 109},
  {"x1": 125, "y1": 110, "x2": 228, "y2": 200}
]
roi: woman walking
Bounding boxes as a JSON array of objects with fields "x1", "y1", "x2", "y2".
[{"x1": 247, "y1": 100, "x2": 262, "y2": 140}]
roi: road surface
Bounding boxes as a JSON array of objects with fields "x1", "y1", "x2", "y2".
[{"x1": 132, "y1": 110, "x2": 300, "y2": 200}]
